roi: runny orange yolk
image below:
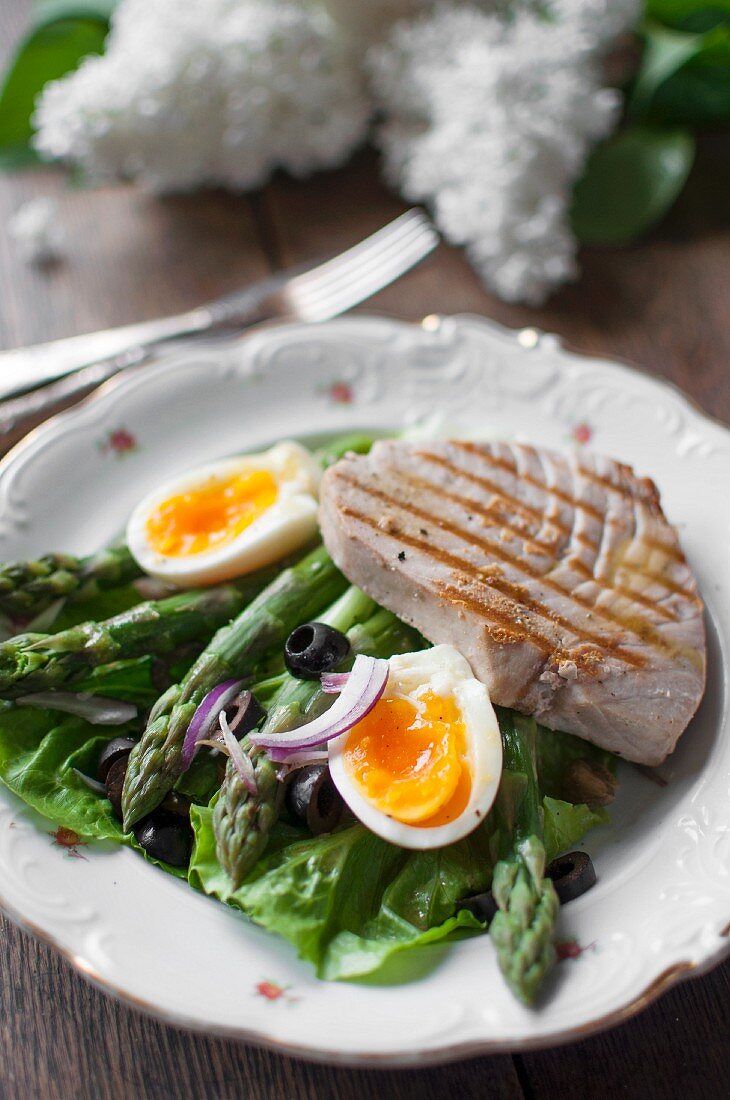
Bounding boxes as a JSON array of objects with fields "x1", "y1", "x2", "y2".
[
  {"x1": 146, "y1": 468, "x2": 278, "y2": 557},
  {"x1": 343, "y1": 690, "x2": 471, "y2": 827}
]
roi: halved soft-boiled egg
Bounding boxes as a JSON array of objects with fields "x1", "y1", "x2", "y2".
[
  {"x1": 328, "y1": 646, "x2": 502, "y2": 849},
  {"x1": 126, "y1": 441, "x2": 321, "y2": 586}
]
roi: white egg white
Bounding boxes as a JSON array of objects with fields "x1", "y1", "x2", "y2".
[
  {"x1": 328, "y1": 645, "x2": 503, "y2": 850},
  {"x1": 126, "y1": 441, "x2": 321, "y2": 586}
]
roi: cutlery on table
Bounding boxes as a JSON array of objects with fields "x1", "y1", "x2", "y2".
[{"x1": 0, "y1": 209, "x2": 438, "y2": 450}]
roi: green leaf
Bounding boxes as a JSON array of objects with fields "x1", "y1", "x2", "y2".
[
  {"x1": 0, "y1": 701, "x2": 189, "y2": 876},
  {"x1": 647, "y1": 24, "x2": 730, "y2": 124},
  {"x1": 174, "y1": 753, "x2": 221, "y2": 806},
  {"x1": 631, "y1": 18, "x2": 730, "y2": 124},
  {"x1": 0, "y1": 144, "x2": 44, "y2": 169},
  {"x1": 543, "y1": 798, "x2": 608, "y2": 864},
  {"x1": 189, "y1": 778, "x2": 609, "y2": 983},
  {"x1": 630, "y1": 23, "x2": 706, "y2": 116},
  {"x1": 0, "y1": 703, "x2": 130, "y2": 839},
  {"x1": 646, "y1": 1, "x2": 730, "y2": 33},
  {"x1": 0, "y1": 16, "x2": 109, "y2": 158},
  {"x1": 32, "y1": 2, "x2": 118, "y2": 27},
  {"x1": 649, "y1": 61, "x2": 730, "y2": 121},
  {"x1": 71, "y1": 656, "x2": 161, "y2": 706},
  {"x1": 571, "y1": 125, "x2": 695, "y2": 246}
]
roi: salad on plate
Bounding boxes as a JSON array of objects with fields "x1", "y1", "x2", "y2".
[{"x1": 0, "y1": 431, "x2": 706, "y2": 1007}]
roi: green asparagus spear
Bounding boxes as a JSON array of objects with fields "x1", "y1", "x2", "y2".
[
  {"x1": 214, "y1": 595, "x2": 424, "y2": 888},
  {"x1": 213, "y1": 587, "x2": 375, "y2": 887},
  {"x1": 121, "y1": 546, "x2": 347, "y2": 830},
  {"x1": 0, "y1": 563, "x2": 284, "y2": 698},
  {"x1": 0, "y1": 545, "x2": 143, "y2": 622},
  {"x1": 489, "y1": 709, "x2": 559, "y2": 1006},
  {"x1": 314, "y1": 432, "x2": 378, "y2": 468}
]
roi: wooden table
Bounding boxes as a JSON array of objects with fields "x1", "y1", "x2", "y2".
[{"x1": 1, "y1": 6, "x2": 729, "y2": 1097}]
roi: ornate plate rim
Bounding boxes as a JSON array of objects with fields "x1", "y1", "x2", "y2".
[{"x1": 0, "y1": 312, "x2": 727, "y2": 1066}]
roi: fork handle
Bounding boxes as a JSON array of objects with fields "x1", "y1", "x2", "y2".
[{"x1": 0, "y1": 307, "x2": 215, "y2": 402}]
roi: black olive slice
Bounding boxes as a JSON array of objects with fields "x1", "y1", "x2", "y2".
[
  {"x1": 285, "y1": 764, "x2": 344, "y2": 834},
  {"x1": 456, "y1": 891, "x2": 499, "y2": 925},
  {"x1": 546, "y1": 851, "x2": 597, "y2": 903},
  {"x1": 284, "y1": 622, "x2": 350, "y2": 680},
  {"x1": 104, "y1": 755, "x2": 129, "y2": 821},
  {"x1": 97, "y1": 737, "x2": 136, "y2": 783},
  {"x1": 222, "y1": 691, "x2": 265, "y2": 739},
  {"x1": 160, "y1": 791, "x2": 192, "y2": 819},
  {"x1": 133, "y1": 809, "x2": 193, "y2": 868}
]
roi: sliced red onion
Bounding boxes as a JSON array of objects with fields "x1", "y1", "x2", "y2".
[
  {"x1": 180, "y1": 678, "x2": 244, "y2": 770},
  {"x1": 251, "y1": 655, "x2": 389, "y2": 760},
  {"x1": 219, "y1": 712, "x2": 257, "y2": 795},
  {"x1": 274, "y1": 749, "x2": 330, "y2": 769},
  {"x1": 320, "y1": 671, "x2": 350, "y2": 694},
  {"x1": 17, "y1": 692, "x2": 137, "y2": 725}
]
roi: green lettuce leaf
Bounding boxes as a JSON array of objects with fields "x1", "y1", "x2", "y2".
[
  {"x1": 174, "y1": 753, "x2": 221, "y2": 806},
  {"x1": 543, "y1": 797, "x2": 608, "y2": 863},
  {"x1": 0, "y1": 700, "x2": 190, "y2": 876},
  {"x1": 190, "y1": 808, "x2": 491, "y2": 981},
  {"x1": 0, "y1": 693, "x2": 612, "y2": 981},
  {"x1": 0, "y1": 703, "x2": 130, "y2": 839}
]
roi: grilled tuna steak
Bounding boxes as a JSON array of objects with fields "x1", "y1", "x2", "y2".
[{"x1": 319, "y1": 440, "x2": 706, "y2": 765}]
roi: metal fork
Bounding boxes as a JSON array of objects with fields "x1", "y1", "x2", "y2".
[{"x1": 0, "y1": 210, "x2": 438, "y2": 445}]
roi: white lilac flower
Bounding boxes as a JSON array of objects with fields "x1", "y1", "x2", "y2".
[
  {"x1": 369, "y1": 1, "x2": 641, "y2": 305},
  {"x1": 7, "y1": 197, "x2": 65, "y2": 265},
  {"x1": 33, "y1": 0, "x2": 370, "y2": 192}
]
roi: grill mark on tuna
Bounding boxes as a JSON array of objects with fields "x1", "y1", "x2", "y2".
[
  {"x1": 338, "y1": 497, "x2": 648, "y2": 667},
  {"x1": 396, "y1": 472, "x2": 557, "y2": 557},
  {"x1": 401, "y1": 470, "x2": 681, "y2": 619},
  {"x1": 419, "y1": 449, "x2": 692, "y2": 598},
  {"x1": 452, "y1": 441, "x2": 607, "y2": 524},
  {"x1": 416, "y1": 451, "x2": 584, "y2": 543},
  {"x1": 453, "y1": 443, "x2": 686, "y2": 565},
  {"x1": 599, "y1": 548, "x2": 695, "y2": 599},
  {"x1": 338, "y1": 477, "x2": 703, "y2": 664},
  {"x1": 640, "y1": 538, "x2": 685, "y2": 562},
  {"x1": 568, "y1": 556, "x2": 679, "y2": 621},
  {"x1": 433, "y1": 584, "x2": 554, "y2": 653}
]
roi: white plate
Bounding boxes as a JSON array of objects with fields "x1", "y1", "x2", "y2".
[{"x1": 0, "y1": 314, "x2": 727, "y2": 1066}]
